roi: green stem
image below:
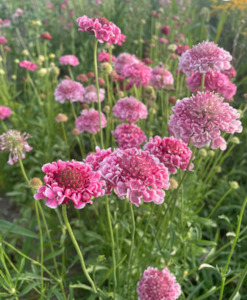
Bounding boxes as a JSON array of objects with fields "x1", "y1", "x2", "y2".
[
  {"x1": 70, "y1": 102, "x2": 77, "y2": 120},
  {"x1": 127, "y1": 203, "x2": 135, "y2": 294},
  {"x1": 208, "y1": 188, "x2": 232, "y2": 218},
  {"x1": 201, "y1": 73, "x2": 205, "y2": 92},
  {"x1": 229, "y1": 263, "x2": 247, "y2": 300},
  {"x1": 61, "y1": 122, "x2": 70, "y2": 160},
  {"x1": 1, "y1": 119, "x2": 8, "y2": 132}
]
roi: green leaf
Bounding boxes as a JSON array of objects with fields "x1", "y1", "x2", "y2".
[
  {"x1": 0, "y1": 219, "x2": 38, "y2": 239},
  {"x1": 195, "y1": 240, "x2": 217, "y2": 246},
  {"x1": 44, "y1": 248, "x2": 64, "y2": 262},
  {"x1": 18, "y1": 282, "x2": 40, "y2": 296}
]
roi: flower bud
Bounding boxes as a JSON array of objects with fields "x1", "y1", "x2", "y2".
[
  {"x1": 100, "y1": 62, "x2": 112, "y2": 74},
  {"x1": 198, "y1": 148, "x2": 207, "y2": 158},
  {"x1": 38, "y1": 68, "x2": 48, "y2": 77},
  {"x1": 168, "y1": 44, "x2": 177, "y2": 52},
  {"x1": 143, "y1": 85, "x2": 156, "y2": 100},
  {"x1": 208, "y1": 150, "x2": 215, "y2": 157},
  {"x1": 12, "y1": 75, "x2": 17, "y2": 80},
  {"x1": 15, "y1": 59, "x2": 20, "y2": 64},
  {"x1": 0, "y1": 69, "x2": 5, "y2": 75},
  {"x1": 215, "y1": 166, "x2": 221, "y2": 173},
  {"x1": 229, "y1": 181, "x2": 239, "y2": 190},
  {"x1": 36, "y1": 20, "x2": 42, "y2": 27},
  {"x1": 169, "y1": 178, "x2": 178, "y2": 190},
  {"x1": 103, "y1": 105, "x2": 110, "y2": 113},
  {"x1": 29, "y1": 177, "x2": 43, "y2": 189},
  {"x1": 55, "y1": 113, "x2": 68, "y2": 123},
  {"x1": 22, "y1": 49, "x2": 29, "y2": 56},
  {"x1": 230, "y1": 137, "x2": 240, "y2": 144},
  {"x1": 49, "y1": 53, "x2": 56, "y2": 59},
  {"x1": 71, "y1": 128, "x2": 80, "y2": 136}
]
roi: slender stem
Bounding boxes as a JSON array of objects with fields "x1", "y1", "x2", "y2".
[
  {"x1": 229, "y1": 262, "x2": 247, "y2": 300},
  {"x1": 201, "y1": 73, "x2": 205, "y2": 92},
  {"x1": 70, "y1": 102, "x2": 77, "y2": 120},
  {"x1": 61, "y1": 205, "x2": 97, "y2": 293},
  {"x1": 208, "y1": 188, "x2": 232, "y2": 218},
  {"x1": 61, "y1": 122, "x2": 70, "y2": 159},
  {"x1": 127, "y1": 203, "x2": 136, "y2": 294},
  {"x1": 1, "y1": 119, "x2": 8, "y2": 132}
]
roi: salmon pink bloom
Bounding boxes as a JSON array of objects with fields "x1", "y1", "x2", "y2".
[
  {"x1": 85, "y1": 146, "x2": 112, "y2": 171},
  {"x1": 83, "y1": 85, "x2": 105, "y2": 103},
  {"x1": 19, "y1": 61, "x2": 38, "y2": 71},
  {"x1": 34, "y1": 160, "x2": 105, "y2": 209},
  {"x1": 178, "y1": 41, "x2": 232, "y2": 76},
  {"x1": 40, "y1": 32, "x2": 52, "y2": 40},
  {"x1": 0, "y1": 36, "x2": 7, "y2": 44},
  {"x1": 59, "y1": 55, "x2": 79, "y2": 66},
  {"x1": 54, "y1": 79, "x2": 85, "y2": 103},
  {"x1": 114, "y1": 53, "x2": 140, "y2": 74},
  {"x1": 98, "y1": 51, "x2": 116, "y2": 62},
  {"x1": 144, "y1": 136, "x2": 194, "y2": 174},
  {"x1": 75, "y1": 109, "x2": 107, "y2": 134},
  {"x1": 169, "y1": 91, "x2": 242, "y2": 150},
  {"x1": 122, "y1": 63, "x2": 151, "y2": 87},
  {"x1": 149, "y1": 66, "x2": 174, "y2": 89},
  {"x1": 76, "y1": 74, "x2": 88, "y2": 82},
  {"x1": 137, "y1": 267, "x2": 181, "y2": 300},
  {"x1": 112, "y1": 123, "x2": 147, "y2": 149},
  {"x1": 99, "y1": 148, "x2": 170, "y2": 206},
  {"x1": 113, "y1": 97, "x2": 148, "y2": 124},
  {"x1": 0, "y1": 106, "x2": 12, "y2": 120}
]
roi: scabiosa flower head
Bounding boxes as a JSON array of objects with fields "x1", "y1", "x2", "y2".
[
  {"x1": 40, "y1": 32, "x2": 53, "y2": 40},
  {"x1": 59, "y1": 55, "x2": 79, "y2": 66},
  {"x1": 77, "y1": 15, "x2": 126, "y2": 45},
  {"x1": 112, "y1": 123, "x2": 147, "y2": 149},
  {"x1": 122, "y1": 63, "x2": 151, "y2": 87},
  {"x1": 0, "y1": 106, "x2": 12, "y2": 120},
  {"x1": 169, "y1": 91, "x2": 242, "y2": 150},
  {"x1": 137, "y1": 267, "x2": 181, "y2": 300},
  {"x1": 175, "y1": 44, "x2": 190, "y2": 56},
  {"x1": 114, "y1": 53, "x2": 140, "y2": 74},
  {"x1": 98, "y1": 51, "x2": 116, "y2": 62},
  {"x1": 87, "y1": 72, "x2": 95, "y2": 78},
  {"x1": 85, "y1": 146, "x2": 112, "y2": 171},
  {"x1": 221, "y1": 65, "x2": 237, "y2": 78},
  {"x1": 99, "y1": 148, "x2": 170, "y2": 206},
  {"x1": 161, "y1": 25, "x2": 170, "y2": 36},
  {"x1": 76, "y1": 73, "x2": 88, "y2": 82},
  {"x1": 83, "y1": 85, "x2": 105, "y2": 103},
  {"x1": 113, "y1": 97, "x2": 148, "y2": 124},
  {"x1": 34, "y1": 160, "x2": 105, "y2": 209},
  {"x1": 178, "y1": 41, "x2": 232, "y2": 76},
  {"x1": 186, "y1": 69, "x2": 237, "y2": 100},
  {"x1": 149, "y1": 66, "x2": 174, "y2": 89},
  {"x1": 19, "y1": 60, "x2": 38, "y2": 71},
  {"x1": 0, "y1": 36, "x2": 7, "y2": 44},
  {"x1": 144, "y1": 136, "x2": 193, "y2": 174},
  {"x1": 54, "y1": 79, "x2": 85, "y2": 103},
  {"x1": 0, "y1": 130, "x2": 32, "y2": 165},
  {"x1": 75, "y1": 108, "x2": 107, "y2": 134},
  {"x1": 159, "y1": 38, "x2": 169, "y2": 44}
]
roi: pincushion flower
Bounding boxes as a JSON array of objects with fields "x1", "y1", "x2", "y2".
[
  {"x1": 99, "y1": 148, "x2": 170, "y2": 206},
  {"x1": 59, "y1": 55, "x2": 79, "y2": 66},
  {"x1": 83, "y1": 85, "x2": 105, "y2": 104},
  {"x1": 186, "y1": 69, "x2": 237, "y2": 100},
  {"x1": 19, "y1": 61, "x2": 38, "y2": 71},
  {"x1": 0, "y1": 36, "x2": 8, "y2": 44},
  {"x1": 221, "y1": 65, "x2": 237, "y2": 78},
  {"x1": 169, "y1": 91, "x2": 242, "y2": 150},
  {"x1": 54, "y1": 79, "x2": 85, "y2": 103},
  {"x1": 175, "y1": 44, "x2": 190, "y2": 56},
  {"x1": 0, "y1": 106, "x2": 12, "y2": 120},
  {"x1": 178, "y1": 41, "x2": 232, "y2": 76},
  {"x1": 114, "y1": 53, "x2": 140, "y2": 74},
  {"x1": 122, "y1": 62, "x2": 151, "y2": 87},
  {"x1": 112, "y1": 123, "x2": 147, "y2": 149},
  {"x1": 161, "y1": 25, "x2": 170, "y2": 36},
  {"x1": 113, "y1": 97, "x2": 148, "y2": 124},
  {"x1": 0, "y1": 130, "x2": 32, "y2": 165},
  {"x1": 75, "y1": 109, "x2": 107, "y2": 134},
  {"x1": 144, "y1": 136, "x2": 194, "y2": 174},
  {"x1": 98, "y1": 51, "x2": 116, "y2": 62},
  {"x1": 76, "y1": 74, "x2": 88, "y2": 83},
  {"x1": 77, "y1": 15, "x2": 126, "y2": 45},
  {"x1": 149, "y1": 66, "x2": 174, "y2": 89},
  {"x1": 137, "y1": 267, "x2": 181, "y2": 300},
  {"x1": 85, "y1": 146, "x2": 112, "y2": 171},
  {"x1": 34, "y1": 160, "x2": 105, "y2": 209}
]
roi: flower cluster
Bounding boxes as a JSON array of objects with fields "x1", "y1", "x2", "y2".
[
  {"x1": 59, "y1": 55, "x2": 79, "y2": 66},
  {"x1": 149, "y1": 66, "x2": 174, "y2": 89},
  {"x1": 0, "y1": 106, "x2": 12, "y2": 120},
  {"x1": 83, "y1": 85, "x2": 105, "y2": 104},
  {"x1": 54, "y1": 79, "x2": 85, "y2": 103},
  {"x1": 122, "y1": 62, "x2": 151, "y2": 87},
  {"x1": 75, "y1": 109, "x2": 107, "y2": 134}
]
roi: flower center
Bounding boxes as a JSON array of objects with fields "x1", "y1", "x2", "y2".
[{"x1": 56, "y1": 167, "x2": 86, "y2": 189}]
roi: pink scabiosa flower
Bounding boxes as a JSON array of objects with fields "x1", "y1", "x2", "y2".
[
  {"x1": 169, "y1": 91, "x2": 242, "y2": 150},
  {"x1": 98, "y1": 51, "x2": 116, "y2": 62},
  {"x1": 77, "y1": 15, "x2": 126, "y2": 45},
  {"x1": 114, "y1": 53, "x2": 140, "y2": 74},
  {"x1": 112, "y1": 123, "x2": 147, "y2": 149},
  {"x1": 186, "y1": 69, "x2": 237, "y2": 100},
  {"x1": 175, "y1": 44, "x2": 190, "y2": 56},
  {"x1": 122, "y1": 62, "x2": 151, "y2": 87},
  {"x1": 85, "y1": 146, "x2": 112, "y2": 171},
  {"x1": 113, "y1": 97, "x2": 148, "y2": 124},
  {"x1": 76, "y1": 73, "x2": 88, "y2": 83},
  {"x1": 161, "y1": 25, "x2": 170, "y2": 36},
  {"x1": 0, "y1": 106, "x2": 12, "y2": 120},
  {"x1": 75, "y1": 108, "x2": 107, "y2": 134},
  {"x1": 19, "y1": 61, "x2": 38, "y2": 71},
  {"x1": 178, "y1": 41, "x2": 232, "y2": 76},
  {"x1": 149, "y1": 66, "x2": 174, "y2": 89},
  {"x1": 99, "y1": 148, "x2": 170, "y2": 206},
  {"x1": 34, "y1": 160, "x2": 105, "y2": 209},
  {"x1": 159, "y1": 38, "x2": 169, "y2": 44},
  {"x1": 144, "y1": 136, "x2": 193, "y2": 174},
  {"x1": 0, "y1": 36, "x2": 7, "y2": 45},
  {"x1": 0, "y1": 130, "x2": 32, "y2": 165},
  {"x1": 40, "y1": 32, "x2": 53, "y2": 40},
  {"x1": 59, "y1": 55, "x2": 79, "y2": 66},
  {"x1": 83, "y1": 85, "x2": 105, "y2": 104},
  {"x1": 137, "y1": 267, "x2": 181, "y2": 300},
  {"x1": 221, "y1": 65, "x2": 237, "y2": 78},
  {"x1": 54, "y1": 79, "x2": 85, "y2": 103},
  {"x1": 142, "y1": 58, "x2": 153, "y2": 65}
]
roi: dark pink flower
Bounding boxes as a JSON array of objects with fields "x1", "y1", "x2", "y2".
[
  {"x1": 98, "y1": 51, "x2": 116, "y2": 62},
  {"x1": 221, "y1": 65, "x2": 237, "y2": 78},
  {"x1": 59, "y1": 55, "x2": 79, "y2": 66},
  {"x1": 19, "y1": 61, "x2": 38, "y2": 71},
  {"x1": 113, "y1": 97, "x2": 148, "y2": 124},
  {"x1": 114, "y1": 52, "x2": 140, "y2": 74},
  {"x1": 34, "y1": 160, "x2": 105, "y2": 209},
  {"x1": 161, "y1": 25, "x2": 170, "y2": 36},
  {"x1": 83, "y1": 85, "x2": 105, "y2": 103},
  {"x1": 0, "y1": 106, "x2": 12, "y2": 120},
  {"x1": 169, "y1": 91, "x2": 242, "y2": 150},
  {"x1": 0, "y1": 36, "x2": 7, "y2": 44},
  {"x1": 137, "y1": 267, "x2": 181, "y2": 300},
  {"x1": 99, "y1": 148, "x2": 170, "y2": 206},
  {"x1": 85, "y1": 146, "x2": 112, "y2": 171},
  {"x1": 54, "y1": 79, "x2": 85, "y2": 103},
  {"x1": 175, "y1": 44, "x2": 190, "y2": 56},
  {"x1": 144, "y1": 136, "x2": 194, "y2": 174},
  {"x1": 40, "y1": 32, "x2": 52, "y2": 40},
  {"x1": 149, "y1": 66, "x2": 174, "y2": 89},
  {"x1": 122, "y1": 63, "x2": 151, "y2": 87}
]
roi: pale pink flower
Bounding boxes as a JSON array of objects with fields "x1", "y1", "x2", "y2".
[
  {"x1": 75, "y1": 109, "x2": 107, "y2": 134},
  {"x1": 83, "y1": 85, "x2": 105, "y2": 103},
  {"x1": 113, "y1": 97, "x2": 148, "y2": 124},
  {"x1": 54, "y1": 79, "x2": 85, "y2": 103},
  {"x1": 144, "y1": 136, "x2": 194, "y2": 174},
  {"x1": 34, "y1": 160, "x2": 105, "y2": 209},
  {"x1": 16, "y1": 8, "x2": 25, "y2": 14},
  {"x1": 186, "y1": 69, "x2": 237, "y2": 100},
  {"x1": 85, "y1": 146, "x2": 112, "y2": 171},
  {"x1": 77, "y1": 15, "x2": 126, "y2": 45},
  {"x1": 178, "y1": 41, "x2": 232, "y2": 76},
  {"x1": 59, "y1": 55, "x2": 79, "y2": 66},
  {"x1": 0, "y1": 106, "x2": 12, "y2": 120},
  {"x1": 0, "y1": 130, "x2": 32, "y2": 165},
  {"x1": 149, "y1": 66, "x2": 174, "y2": 89},
  {"x1": 221, "y1": 65, "x2": 237, "y2": 78},
  {"x1": 0, "y1": 19, "x2": 11, "y2": 27},
  {"x1": 114, "y1": 53, "x2": 140, "y2": 74},
  {"x1": 99, "y1": 148, "x2": 170, "y2": 206},
  {"x1": 122, "y1": 63, "x2": 151, "y2": 87},
  {"x1": 98, "y1": 51, "x2": 116, "y2": 62},
  {"x1": 159, "y1": 38, "x2": 169, "y2": 44},
  {"x1": 112, "y1": 123, "x2": 147, "y2": 149},
  {"x1": 137, "y1": 267, "x2": 181, "y2": 300},
  {"x1": 19, "y1": 61, "x2": 38, "y2": 71},
  {"x1": 169, "y1": 91, "x2": 242, "y2": 150}
]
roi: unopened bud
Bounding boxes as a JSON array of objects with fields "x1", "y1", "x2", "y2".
[
  {"x1": 29, "y1": 177, "x2": 43, "y2": 189},
  {"x1": 198, "y1": 149, "x2": 207, "y2": 158},
  {"x1": 55, "y1": 113, "x2": 68, "y2": 123},
  {"x1": 71, "y1": 128, "x2": 80, "y2": 136},
  {"x1": 229, "y1": 181, "x2": 239, "y2": 190},
  {"x1": 169, "y1": 178, "x2": 178, "y2": 190},
  {"x1": 100, "y1": 62, "x2": 112, "y2": 74},
  {"x1": 103, "y1": 105, "x2": 110, "y2": 113},
  {"x1": 230, "y1": 137, "x2": 240, "y2": 144}
]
